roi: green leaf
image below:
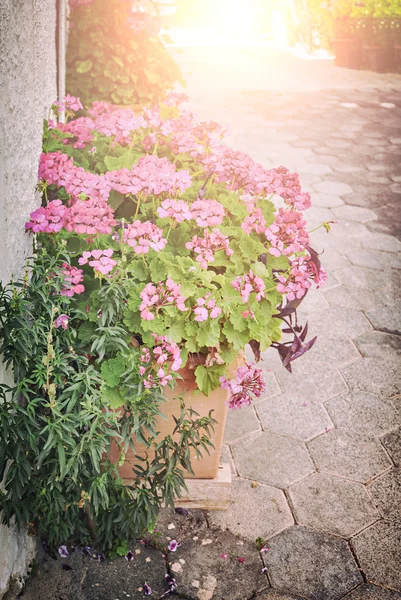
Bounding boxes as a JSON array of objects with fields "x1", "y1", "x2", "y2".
[
  {"x1": 104, "y1": 150, "x2": 140, "y2": 171},
  {"x1": 103, "y1": 386, "x2": 125, "y2": 409},
  {"x1": 166, "y1": 320, "x2": 187, "y2": 343},
  {"x1": 194, "y1": 364, "x2": 226, "y2": 395},
  {"x1": 126, "y1": 260, "x2": 148, "y2": 281},
  {"x1": 196, "y1": 319, "x2": 220, "y2": 348},
  {"x1": 101, "y1": 357, "x2": 126, "y2": 387},
  {"x1": 78, "y1": 321, "x2": 96, "y2": 342},
  {"x1": 107, "y1": 190, "x2": 125, "y2": 211},
  {"x1": 239, "y1": 235, "x2": 266, "y2": 260},
  {"x1": 76, "y1": 59, "x2": 93, "y2": 73},
  {"x1": 222, "y1": 321, "x2": 249, "y2": 350},
  {"x1": 265, "y1": 254, "x2": 290, "y2": 270},
  {"x1": 229, "y1": 306, "x2": 248, "y2": 332}
]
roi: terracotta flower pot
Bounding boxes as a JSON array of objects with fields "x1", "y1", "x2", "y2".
[
  {"x1": 331, "y1": 37, "x2": 363, "y2": 69},
  {"x1": 363, "y1": 45, "x2": 393, "y2": 73},
  {"x1": 109, "y1": 355, "x2": 240, "y2": 480}
]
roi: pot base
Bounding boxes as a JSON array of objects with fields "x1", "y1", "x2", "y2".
[{"x1": 122, "y1": 462, "x2": 232, "y2": 510}]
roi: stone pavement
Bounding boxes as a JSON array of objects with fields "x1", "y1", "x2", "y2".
[{"x1": 17, "y1": 48, "x2": 401, "y2": 600}]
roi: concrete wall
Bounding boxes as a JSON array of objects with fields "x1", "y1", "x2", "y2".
[{"x1": 0, "y1": 0, "x2": 66, "y2": 596}]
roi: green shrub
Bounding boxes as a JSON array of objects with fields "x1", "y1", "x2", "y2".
[{"x1": 66, "y1": 0, "x2": 182, "y2": 107}]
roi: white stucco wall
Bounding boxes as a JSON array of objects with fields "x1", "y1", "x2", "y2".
[{"x1": 0, "y1": 0, "x2": 66, "y2": 596}]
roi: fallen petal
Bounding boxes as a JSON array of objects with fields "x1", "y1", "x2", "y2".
[{"x1": 58, "y1": 545, "x2": 69, "y2": 558}]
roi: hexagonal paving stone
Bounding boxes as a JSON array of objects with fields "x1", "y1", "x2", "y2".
[
  {"x1": 347, "y1": 248, "x2": 401, "y2": 270},
  {"x1": 175, "y1": 529, "x2": 268, "y2": 600},
  {"x1": 224, "y1": 405, "x2": 261, "y2": 444},
  {"x1": 361, "y1": 233, "x2": 401, "y2": 253},
  {"x1": 308, "y1": 427, "x2": 391, "y2": 483},
  {"x1": 326, "y1": 393, "x2": 400, "y2": 437},
  {"x1": 343, "y1": 584, "x2": 401, "y2": 599},
  {"x1": 352, "y1": 521, "x2": 401, "y2": 592},
  {"x1": 288, "y1": 472, "x2": 379, "y2": 538},
  {"x1": 302, "y1": 336, "x2": 360, "y2": 367},
  {"x1": 263, "y1": 526, "x2": 363, "y2": 600},
  {"x1": 299, "y1": 163, "x2": 332, "y2": 175},
  {"x1": 333, "y1": 205, "x2": 378, "y2": 222},
  {"x1": 368, "y1": 469, "x2": 401, "y2": 521},
  {"x1": 312, "y1": 193, "x2": 345, "y2": 208},
  {"x1": 295, "y1": 290, "x2": 329, "y2": 315},
  {"x1": 256, "y1": 394, "x2": 333, "y2": 442},
  {"x1": 314, "y1": 181, "x2": 354, "y2": 196},
  {"x1": 366, "y1": 306, "x2": 401, "y2": 336},
  {"x1": 208, "y1": 477, "x2": 294, "y2": 542},
  {"x1": 341, "y1": 358, "x2": 401, "y2": 399},
  {"x1": 354, "y1": 331, "x2": 401, "y2": 361},
  {"x1": 257, "y1": 591, "x2": 305, "y2": 600},
  {"x1": 335, "y1": 266, "x2": 389, "y2": 289},
  {"x1": 275, "y1": 360, "x2": 348, "y2": 404},
  {"x1": 231, "y1": 432, "x2": 315, "y2": 489},
  {"x1": 322, "y1": 285, "x2": 382, "y2": 312},
  {"x1": 307, "y1": 307, "x2": 372, "y2": 339},
  {"x1": 317, "y1": 249, "x2": 351, "y2": 271},
  {"x1": 381, "y1": 429, "x2": 401, "y2": 467}
]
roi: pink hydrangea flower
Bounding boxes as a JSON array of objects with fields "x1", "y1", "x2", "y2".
[
  {"x1": 220, "y1": 363, "x2": 266, "y2": 410},
  {"x1": 78, "y1": 248, "x2": 117, "y2": 275},
  {"x1": 60, "y1": 264, "x2": 85, "y2": 297},
  {"x1": 139, "y1": 279, "x2": 187, "y2": 321},
  {"x1": 123, "y1": 221, "x2": 167, "y2": 254},
  {"x1": 186, "y1": 229, "x2": 233, "y2": 269},
  {"x1": 231, "y1": 271, "x2": 265, "y2": 304},
  {"x1": 54, "y1": 314, "x2": 69, "y2": 329},
  {"x1": 25, "y1": 199, "x2": 68, "y2": 234}
]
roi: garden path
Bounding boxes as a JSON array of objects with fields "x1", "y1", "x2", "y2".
[
  {"x1": 19, "y1": 48, "x2": 401, "y2": 600},
  {"x1": 176, "y1": 46, "x2": 401, "y2": 599}
]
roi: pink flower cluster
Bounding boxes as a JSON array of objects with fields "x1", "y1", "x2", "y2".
[
  {"x1": 265, "y1": 208, "x2": 309, "y2": 258},
  {"x1": 262, "y1": 166, "x2": 312, "y2": 211},
  {"x1": 39, "y1": 152, "x2": 111, "y2": 201},
  {"x1": 87, "y1": 104, "x2": 145, "y2": 145},
  {"x1": 157, "y1": 199, "x2": 192, "y2": 223},
  {"x1": 60, "y1": 263, "x2": 85, "y2": 297},
  {"x1": 231, "y1": 271, "x2": 265, "y2": 303},
  {"x1": 201, "y1": 147, "x2": 311, "y2": 211},
  {"x1": 54, "y1": 94, "x2": 83, "y2": 113},
  {"x1": 65, "y1": 198, "x2": 116, "y2": 235},
  {"x1": 25, "y1": 199, "x2": 67, "y2": 233},
  {"x1": 105, "y1": 155, "x2": 192, "y2": 197},
  {"x1": 194, "y1": 296, "x2": 222, "y2": 322},
  {"x1": 276, "y1": 255, "x2": 327, "y2": 301},
  {"x1": 139, "y1": 279, "x2": 187, "y2": 321},
  {"x1": 202, "y1": 146, "x2": 264, "y2": 193},
  {"x1": 186, "y1": 229, "x2": 233, "y2": 269},
  {"x1": 58, "y1": 117, "x2": 95, "y2": 149},
  {"x1": 78, "y1": 248, "x2": 116, "y2": 275},
  {"x1": 241, "y1": 200, "x2": 267, "y2": 235},
  {"x1": 190, "y1": 199, "x2": 225, "y2": 227},
  {"x1": 220, "y1": 363, "x2": 266, "y2": 410},
  {"x1": 139, "y1": 333, "x2": 182, "y2": 389},
  {"x1": 123, "y1": 221, "x2": 167, "y2": 254}
]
